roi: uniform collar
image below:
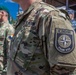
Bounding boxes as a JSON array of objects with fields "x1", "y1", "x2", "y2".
[
  {"x1": 22, "y1": 2, "x2": 41, "y2": 16},
  {"x1": 15, "y1": 2, "x2": 41, "y2": 28},
  {"x1": 15, "y1": 3, "x2": 35, "y2": 28}
]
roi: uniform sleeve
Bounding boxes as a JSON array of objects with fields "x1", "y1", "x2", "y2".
[
  {"x1": 6, "y1": 24, "x2": 14, "y2": 55},
  {"x1": 3, "y1": 24, "x2": 15, "y2": 70}
]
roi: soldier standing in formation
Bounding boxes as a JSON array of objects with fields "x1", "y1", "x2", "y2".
[
  {"x1": 0, "y1": 6, "x2": 14, "y2": 75},
  {"x1": 8, "y1": 0, "x2": 76, "y2": 75}
]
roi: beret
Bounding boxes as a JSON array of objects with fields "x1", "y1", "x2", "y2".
[{"x1": 0, "y1": 5, "x2": 10, "y2": 15}]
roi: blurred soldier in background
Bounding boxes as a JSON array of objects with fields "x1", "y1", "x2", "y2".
[
  {"x1": 8, "y1": 0, "x2": 76, "y2": 75},
  {"x1": 68, "y1": 10, "x2": 76, "y2": 32},
  {"x1": 0, "y1": 6, "x2": 14, "y2": 75}
]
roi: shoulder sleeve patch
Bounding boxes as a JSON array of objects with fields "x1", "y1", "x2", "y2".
[{"x1": 54, "y1": 28, "x2": 75, "y2": 54}]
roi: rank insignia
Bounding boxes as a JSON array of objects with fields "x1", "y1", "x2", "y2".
[{"x1": 54, "y1": 28, "x2": 75, "y2": 54}]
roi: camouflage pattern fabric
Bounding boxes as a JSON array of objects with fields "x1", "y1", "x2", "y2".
[
  {"x1": 8, "y1": 2, "x2": 76, "y2": 75},
  {"x1": 0, "y1": 21, "x2": 14, "y2": 75}
]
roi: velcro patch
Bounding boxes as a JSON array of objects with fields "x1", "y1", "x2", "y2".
[{"x1": 54, "y1": 28, "x2": 75, "y2": 54}]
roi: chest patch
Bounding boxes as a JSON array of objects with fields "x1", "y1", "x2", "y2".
[{"x1": 54, "y1": 28, "x2": 75, "y2": 54}]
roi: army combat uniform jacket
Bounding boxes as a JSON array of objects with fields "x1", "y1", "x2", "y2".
[
  {"x1": 0, "y1": 21, "x2": 14, "y2": 74},
  {"x1": 8, "y1": 2, "x2": 76, "y2": 75}
]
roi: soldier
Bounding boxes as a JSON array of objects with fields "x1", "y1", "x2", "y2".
[
  {"x1": 0, "y1": 6, "x2": 14, "y2": 75},
  {"x1": 8, "y1": 0, "x2": 76, "y2": 75},
  {"x1": 68, "y1": 10, "x2": 76, "y2": 32}
]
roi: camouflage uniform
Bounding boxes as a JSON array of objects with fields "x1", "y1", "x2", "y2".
[
  {"x1": 0, "y1": 21, "x2": 14, "y2": 75},
  {"x1": 8, "y1": 2, "x2": 76, "y2": 75}
]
